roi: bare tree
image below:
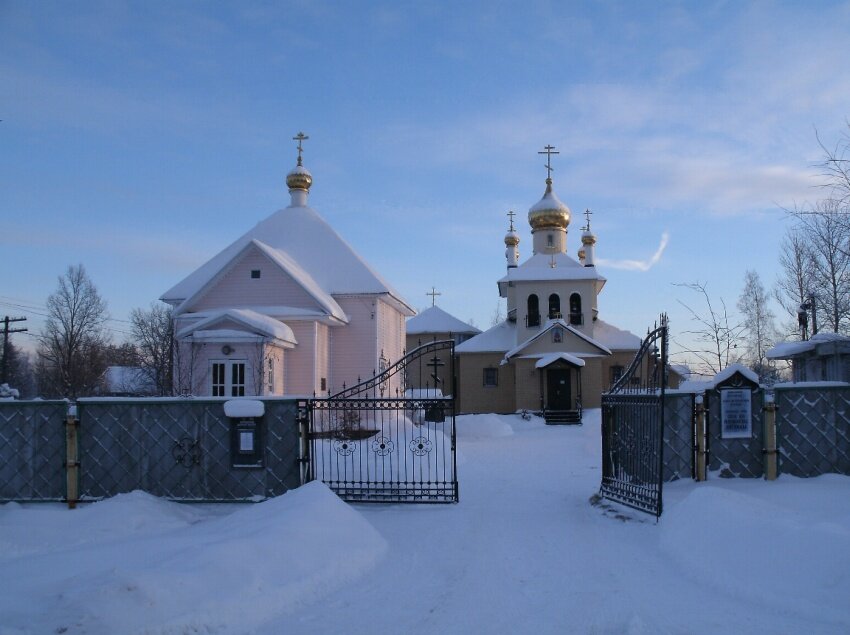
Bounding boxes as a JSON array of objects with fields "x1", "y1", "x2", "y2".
[
  {"x1": 737, "y1": 270, "x2": 777, "y2": 379},
  {"x1": 130, "y1": 303, "x2": 174, "y2": 396},
  {"x1": 673, "y1": 282, "x2": 744, "y2": 377},
  {"x1": 774, "y1": 227, "x2": 816, "y2": 338},
  {"x1": 37, "y1": 264, "x2": 109, "y2": 398},
  {"x1": 816, "y1": 122, "x2": 850, "y2": 208},
  {"x1": 805, "y1": 199, "x2": 850, "y2": 333},
  {"x1": 490, "y1": 300, "x2": 505, "y2": 327}
]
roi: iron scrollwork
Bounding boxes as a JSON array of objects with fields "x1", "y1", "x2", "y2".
[{"x1": 172, "y1": 437, "x2": 200, "y2": 468}]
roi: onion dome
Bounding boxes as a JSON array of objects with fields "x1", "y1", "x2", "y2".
[
  {"x1": 504, "y1": 230, "x2": 520, "y2": 246},
  {"x1": 286, "y1": 163, "x2": 313, "y2": 192},
  {"x1": 528, "y1": 178, "x2": 570, "y2": 231},
  {"x1": 577, "y1": 247, "x2": 586, "y2": 261},
  {"x1": 581, "y1": 230, "x2": 596, "y2": 246}
]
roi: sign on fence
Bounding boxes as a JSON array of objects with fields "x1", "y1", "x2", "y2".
[{"x1": 720, "y1": 389, "x2": 752, "y2": 439}]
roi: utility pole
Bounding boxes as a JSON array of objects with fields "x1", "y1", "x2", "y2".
[{"x1": 1, "y1": 316, "x2": 27, "y2": 384}]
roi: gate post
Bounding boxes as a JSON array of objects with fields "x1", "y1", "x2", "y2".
[
  {"x1": 694, "y1": 394, "x2": 707, "y2": 481},
  {"x1": 65, "y1": 407, "x2": 79, "y2": 509},
  {"x1": 763, "y1": 394, "x2": 778, "y2": 481}
]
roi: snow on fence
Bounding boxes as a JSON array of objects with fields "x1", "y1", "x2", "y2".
[{"x1": 0, "y1": 398, "x2": 302, "y2": 503}]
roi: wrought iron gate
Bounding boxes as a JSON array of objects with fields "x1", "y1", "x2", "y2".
[
  {"x1": 301, "y1": 340, "x2": 458, "y2": 503},
  {"x1": 600, "y1": 315, "x2": 668, "y2": 517}
]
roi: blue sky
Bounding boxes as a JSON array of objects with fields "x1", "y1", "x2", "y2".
[{"x1": 2, "y1": 1, "x2": 850, "y2": 365}]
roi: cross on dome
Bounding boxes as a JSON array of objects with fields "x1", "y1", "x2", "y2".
[
  {"x1": 293, "y1": 131, "x2": 309, "y2": 166},
  {"x1": 507, "y1": 210, "x2": 516, "y2": 232},
  {"x1": 538, "y1": 144, "x2": 559, "y2": 180},
  {"x1": 426, "y1": 286, "x2": 442, "y2": 307},
  {"x1": 584, "y1": 209, "x2": 592, "y2": 232}
]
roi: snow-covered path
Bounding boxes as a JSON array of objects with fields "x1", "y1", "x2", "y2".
[
  {"x1": 266, "y1": 413, "x2": 850, "y2": 635},
  {"x1": 1, "y1": 410, "x2": 848, "y2": 634}
]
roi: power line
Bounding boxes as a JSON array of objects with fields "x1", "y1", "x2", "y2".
[{"x1": 2, "y1": 316, "x2": 28, "y2": 384}]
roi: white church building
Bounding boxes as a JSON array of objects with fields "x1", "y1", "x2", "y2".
[{"x1": 161, "y1": 135, "x2": 414, "y2": 397}]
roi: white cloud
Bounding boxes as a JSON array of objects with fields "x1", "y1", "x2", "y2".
[{"x1": 598, "y1": 232, "x2": 669, "y2": 272}]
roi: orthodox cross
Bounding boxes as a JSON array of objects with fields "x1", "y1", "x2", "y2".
[
  {"x1": 584, "y1": 208, "x2": 593, "y2": 231},
  {"x1": 538, "y1": 144, "x2": 559, "y2": 179},
  {"x1": 427, "y1": 286, "x2": 441, "y2": 307},
  {"x1": 427, "y1": 355, "x2": 445, "y2": 386},
  {"x1": 293, "y1": 131, "x2": 309, "y2": 166},
  {"x1": 506, "y1": 210, "x2": 516, "y2": 231}
]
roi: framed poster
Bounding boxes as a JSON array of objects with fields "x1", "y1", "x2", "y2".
[{"x1": 720, "y1": 388, "x2": 752, "y2": 439}]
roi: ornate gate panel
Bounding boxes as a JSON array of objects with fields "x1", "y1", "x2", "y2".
[
  {"x1": 306, "y1": 340, "x2": 458, "y2": 503},
  {"x1": 600, "y1": 316, "x2": 668, "y2": 517}
]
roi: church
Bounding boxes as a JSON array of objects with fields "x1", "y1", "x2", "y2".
[
  {"x1": 160, "y1": 134, "x2": 414, "y2": 398},
  {"x1": 453, "y1": 147, "x2": 641, "y2": 420}
]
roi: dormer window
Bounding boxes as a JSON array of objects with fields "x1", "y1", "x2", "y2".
[{"x1": 251, "y1": 269, "x2": 261, "y2": 279}]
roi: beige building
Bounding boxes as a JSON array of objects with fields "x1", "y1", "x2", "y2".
[{"x1": 455, "y1": 157, "x2": 641, "y2": 421}]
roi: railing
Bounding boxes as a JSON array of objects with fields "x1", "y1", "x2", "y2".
[{"x1": 569, "y1": 312, "x2": 583, "y2": 325}]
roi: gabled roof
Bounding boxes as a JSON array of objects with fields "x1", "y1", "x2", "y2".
[
  {"x1": 177, "y1": 309, "x2": 297, "y2": 345},
  {"x1": 162, "y1": 203, "x2": 413, "y2": 315},
  {"x1": 504, "y1": 319, "x2": 612, "y2": 360},
  {"x1": 534, "y1": 352, "x2": 586, "y2": 368},
  {"x1": 455, "y1": 320, "x2": 517, "y2": 354},
  {"x1": 175, "y1": 239, "x2": 348, "y2": 322},
  {"x1": 406, "y1": 306, "x2": 481, "y2": 336},
  {"x1": 766, "y1": 332, "x2": 850, "y2": 359},
  {"x1": 498, "y1": 253, "x2": 607, "y2": 284},
  {"x1": 593, "y1": 319, "x2": 641, "y2": 351}
]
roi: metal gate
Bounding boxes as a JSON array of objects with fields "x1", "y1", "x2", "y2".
[
  {"x1": 301, "y1": 340, "x2": 458, "y2": 503},
  {"x1": 600, "y1": 315, "x2": 668, "y2": 517}
]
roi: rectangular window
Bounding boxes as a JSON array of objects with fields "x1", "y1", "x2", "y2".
[
  {"x1": 483, "y1": 368, "x2": 498, "y2": 387},
  {"x1": 251, "y1": 269, "x2": 261, "y2": 279},
  {"x1": 231, "y1": 362, "x2": 246, "y2": 396},
  {"x1": 610, "y1": 365, "x2": 625, "y2": 384},
  {"x1": 211, "y1": 360, "x2": 247, "y2": 397},
  {"x1": 320, "y1": 377, "x2": 327, "y2": 392},
  {"x1": 212, "y1": 363, "x2": 226, "y2": 397}
]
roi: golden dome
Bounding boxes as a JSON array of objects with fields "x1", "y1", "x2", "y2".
[
  {"x1": 577, "y1": 247, "x2": 586, "y2": 261},
  {"x1": 504, "y1": 230, "x2": 520, "y2": 246},
  {"x1": 286, "y1": 164, "x2": 313, "y2": 192},
  {"x1": 528, "y1": 178, "x2": 570, "y2": 231},
  {"x1": 581, "y1": 231, "x2": 596, "y2": 246}
]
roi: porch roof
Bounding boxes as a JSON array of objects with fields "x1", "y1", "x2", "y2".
[{"x1": 533, "y1": 352, "x2": 586, "y2": 369}]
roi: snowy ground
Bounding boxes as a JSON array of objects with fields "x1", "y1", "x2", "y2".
[{"x1": 1, "y1": 410, "x2": 849, "y2": 634}]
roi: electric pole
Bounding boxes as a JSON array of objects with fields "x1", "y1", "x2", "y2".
[{"x1": 1, "y1": 316, "x2": 28, "y2": 384}]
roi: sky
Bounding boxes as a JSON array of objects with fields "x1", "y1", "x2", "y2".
[{"x1": 2, "y1": 0, "x2": 850, "y2": 366}]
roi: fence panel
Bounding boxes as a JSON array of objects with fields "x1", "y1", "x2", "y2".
[
  {"x1": 76, "y1": 398, "x2": 301, "y2": 502},
  {"x1": 0, "y1": 400, "x2": 69, "y2": 502},
  {"x1": 707, "y1": 389, "x2": 764, "y2": 478},
  {"x1": 662, "y1": 392, "x2": 695, "y2": 482},
  {"x1": 775, "y1": 386, "x2": 850, "y2": 477}
]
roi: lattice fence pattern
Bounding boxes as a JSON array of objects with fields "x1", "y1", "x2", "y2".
[
  {"x1": 76, "y1": 399, "x2": 301, "y2": 501},
  {"x1": 0, "y1": 400, "x2": 69, "y2": 502},
  {"x1": 662, "y1": 393, "x2": 695, "y2": 482},
  {"x1": 775, "y1": 386, "x2": 850, "y2": 477}
]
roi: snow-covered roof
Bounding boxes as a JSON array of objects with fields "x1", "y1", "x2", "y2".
[
  {"x1": 669, "y1": 363, "x2": 691, "y2": 379},
  {"x1": 766, "y1": 332, "x2": 850, "y2": 359},
  {"x1": 593, "y1": 318, "x2": 641, "y2": 351},
  {"x1": 177, "y1": 309, "x2": 297, "y2": 344},
  {"x1": 712, "y1": 363, "x2": 759, "y2": 386},
  {"x1": 534, "y1": 352, "x2": 585, "y2": 368},
  {"x1": 162, "y1": 203, "x2": 413, "y2": 315},
  {"x1": 504, "y1": 319, "x2": 612, "y2": 360},
  {"x1": 406, "y1": 306, "x2": 481, "y2": 336},
  {"x1": 498, "y1": 253, "x2": 607, "y2": 284},
  {"x1": 455, "y1": 320, "x2": 517, "y2": 354},
  {"x1": 179, "y1": 306, "x2": 334, "y2": 321}
]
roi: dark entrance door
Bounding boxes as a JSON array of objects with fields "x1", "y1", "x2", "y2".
[{"x1": 547, "y1": 368, "x2": 571, "y2": 410}]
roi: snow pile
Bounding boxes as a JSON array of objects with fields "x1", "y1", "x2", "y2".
[
  {"x1": 455, "y1": 413, "x2": 514, "y2": 439},
  {"x1": 0, "y1": 383, "x2": 19, "y2": 399},
  {"x1": 0, "y1": 482, "x2": 387, "y2": 634},
  {"x1": 224, "y1": 398, "x2": 265, "y2": 418},
  {"x1": 660, "y1": 482, "x2": 850, "y2": 621}
]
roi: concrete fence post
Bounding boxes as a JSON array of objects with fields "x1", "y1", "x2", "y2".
[{"x1": 763, "y1": 393, "x2": 778, "y2": 481}]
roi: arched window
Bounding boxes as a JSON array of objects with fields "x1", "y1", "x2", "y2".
[
  {"x1": 548, "y1": 294, "x2": 561, "y2": 319},
  {"x1": 569, "y1": 293, "x2": 582, "y2": 325},
  {"x1": 527, "y1": 294, "x2": 540, "y2": 327}
]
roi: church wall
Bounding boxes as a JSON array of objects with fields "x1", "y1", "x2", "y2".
[
  {"x1": 315, "y1": 323, "x2": 331, "y2": 395},
  {"x1": 514, "y1": 359, "x2": 543, "y2": 411},
  {"x1": 581, "y1": 358, "x2": 604, "y2": 409},
  {"x1": 331, "y1": 296, "x2": 379, "y2": 393},
  {"x1": 516, "y1": 280, "x2": 598, "y2": 340},
  {"x1": 457, "y1": 353, "x2": 516, "y2": 414},
  {"x1": 285, "y1": 322, "x2": 318, "y2": 395},
  {"x1": 377, "y1": 299, "x2": 406, "y2": 396},
  {"x1": 600, "y1": 351, "x2": 639, "y2": 392},
  {"x1": 189, "y1": 248, "x2": 321, "y2": 313}
]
